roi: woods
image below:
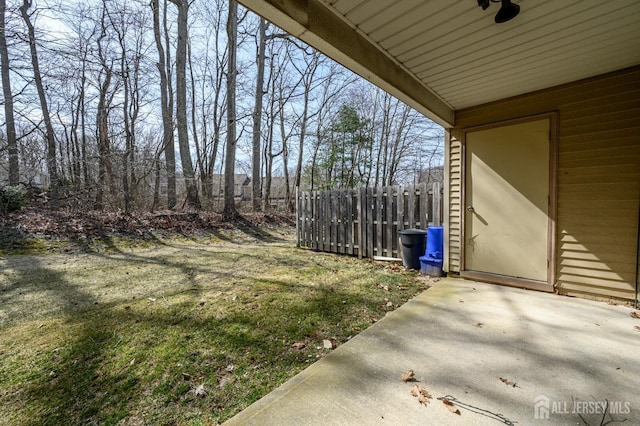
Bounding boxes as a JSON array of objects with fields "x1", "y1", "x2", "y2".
[{"x1": 0, "y1": 0, "x2": 443, "y2": 213}]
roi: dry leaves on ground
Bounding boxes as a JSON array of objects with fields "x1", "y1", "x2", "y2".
[
  {"x1": 323, "y1": 339, "x2": 334, "y2": 349},
  {"x1": 291, "y1": 342, "x2": 306, "y2": 350},
  {"x1": 442, "y1": 399, "x2": 460, "y2": 414},
  {"x1": 401, "y1": 370, "x2": 415, "y2": 382},
  {"x1": 410, "y1": 384, "x2": 432, "y2": 406},
  {"x1": 499, "y1": 377, "x2": 517, "y2": 387},
  {"x1": 631, "y1": 311, "x2": 640, "y2": 319},
  {"x1": 0, "y1": 207, "x2": 295, "y2": 241}
]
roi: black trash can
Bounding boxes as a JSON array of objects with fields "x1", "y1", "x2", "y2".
[{"x1": 398, "y1": 229, "x2": 427, "y2": 270}]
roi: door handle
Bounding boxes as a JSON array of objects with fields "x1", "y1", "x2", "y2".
[{"x1": 467, "y1": 205, "x2": 475, "y2": 212}]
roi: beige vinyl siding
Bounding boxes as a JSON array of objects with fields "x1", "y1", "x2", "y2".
[
  {"x1": 447, "y1": 136, "x2": 462, "y2": 273},
  {"x1": 451, "y1": 66, "x2": 640, "y2": 300}
]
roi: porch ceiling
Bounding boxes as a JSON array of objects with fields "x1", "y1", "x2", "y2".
[{"x1": 237, "y1": 0, "x2": 640, "y2": 127}]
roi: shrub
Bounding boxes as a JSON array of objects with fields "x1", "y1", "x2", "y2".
[{"x1": 0, "y1": 185, "x2": 28, "y2": 213}]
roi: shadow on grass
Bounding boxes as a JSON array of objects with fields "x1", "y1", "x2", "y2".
[{"x1": 0, "y1": 244, "x2": 412, "y2": 425}]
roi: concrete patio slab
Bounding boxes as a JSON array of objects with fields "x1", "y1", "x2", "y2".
[{"x1": 224, "y1": 278, "x2": 640, "y2": 425}]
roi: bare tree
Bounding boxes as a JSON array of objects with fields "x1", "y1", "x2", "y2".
[
  {"x1": 151, "y1": 0, "x2": 176, "y2": 209},
  {"x1": 108, "y1": 3, "x2": 137, "y2": 213},
  {"x1": 19, "y1": 0, "x2": 58, "y2": 201},
  {"x1": 0, "y1": 0, "x2": 18, "y2": 185},
  {"x1": 189, "y1": 0, "x2": 228, "y2": 206},
  {"x1": 307, "y1": 63, "x2": 354, "y2": 190},
  {"x1": 261, "y1": 40, "x2": 282, "y2": 210},
  {"x1": 94, "y1": 3, "x2": 118, "y2": 210},
  {"x1": 251, "y1": 17, "x2": 267, "y2": 212},
  {"x1": 288, "y1": 47, "x2": 323, "y2": 204},
  {"x1": 170, "y1": 0, "x2": 200, "y2": 209},
  {"x1": 223, "y1": 0, "x2": 237, "y2": 216}
]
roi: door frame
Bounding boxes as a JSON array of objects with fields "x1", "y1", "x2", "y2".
[{"x1": 460, "y1": 112, "x2": 558, "y2": 292}]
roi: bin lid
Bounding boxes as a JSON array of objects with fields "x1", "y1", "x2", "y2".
[{"x1": 398, "y1": 228, "x2": 427, "y2": 235}]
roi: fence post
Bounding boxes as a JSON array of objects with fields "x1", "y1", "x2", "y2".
[
  {"x1": 418, "y1": 182, "x2": 427, "y2": 229},
  {"x1": 397, "y1": 185, "x2": 405, "y2": 232},
  {"x1": 346, "y1": 190, "x2": 353, "y2": 255},
  {"x1": 365, "y1": 188, "x2": 376, "y2": 257},
  {"x1": 374, "y1": 186, "x2": 381, "y2": 257},
  {"x1": 357, "y1": 187, "x2": 364, "y2": 258},
  {"x1": 385, "y1": 186, "x2": 393, "y2": 258},
  {"x1": 296, "y1": 187, "x2": 301, "y2": 247},
  {"x1": 336, "y1": 190, "x2": 344, "y2": 254},
  {"x1": 432, "y1": 182, "x2": 441, "y2": 226},
  {"x1": 407, "y1": 184, "x2": 415, "y2": 228}
]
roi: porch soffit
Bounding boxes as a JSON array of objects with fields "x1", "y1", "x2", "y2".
[{"x1": 238, "y1": 0, "x2": 640, "y2": 128}]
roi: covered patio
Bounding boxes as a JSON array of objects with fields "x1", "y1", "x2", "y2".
[
  {"x1": 224, "y1": 0, "x2": 640, "y2": 423},
  {"x1": 224, "y1": 278, "x2": 640, "y2": 425},
  {"x1": 238, "y1": 0, "x2": 640, "y2": 300}
]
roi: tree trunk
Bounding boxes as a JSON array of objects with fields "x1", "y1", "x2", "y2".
[
  {"x1": 188, "y1": 39, "x2": 207, "y2": 203},
  {"x1": 95, "y1": 67, "x2": 112, "y2": 210},
  {"x1": 19, "y1": 0, "x2": 58, "y2": 203},
  {"x1": 152, "y1": 0, "x2": 176, "y2": 209},
  {"x1": 94, "y1": 4, "x2": 117, "y2": 208},
  {"x1": 70, "y1": 74, "x2": 83, "y2": 192},
  {"x1": 80, "y1": 59, "x2": 89, "y2": 190},
  {"x1": 121, "y1": 33, "x2": 132, "y2": 213},
  {"x1": 278, "y1": 96, "x2": 291, "y2": 212},
  {"x1": 294, "y1": 85, "x2": 309, "y2": 193},
  {"x1": 251, "y1": 18, "x2": 267, "y2": 212},
  {"x1": 223, "y1": 0, "x2": 238, "y2": 217},
  {"x1": 0, "y1": 0, "x2": 18, "y2": 186},
  {"x1": 170, "y1": 0, "x2": 200, "y2": 209},
  {"x1": 152, "y1": 153, "x2": 161, "y2": 212},
  {"x1": 128, "y1": 52, "x2": 140, "y2": 209}
]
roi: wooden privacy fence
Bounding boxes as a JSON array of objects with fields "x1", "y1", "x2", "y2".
[{"x1": 296, "y1": 183, "x2": 443, "y2": 259}]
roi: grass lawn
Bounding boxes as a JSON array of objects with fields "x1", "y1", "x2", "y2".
[{"x1": 0, "y1": 226, "x2": 432, "y2": 425}]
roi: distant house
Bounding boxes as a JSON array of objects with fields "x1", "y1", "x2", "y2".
[
  {"x1": 210, "y1": 174, "x2": 251, "y2": 200},
  {"x1": 208, "y1": 174, "x2": 294, "y2": 203},
  {"x1": 263, "y1": 176, "x2": 293, "y2": 200},
  {"x1": 417, "y1": 166, "x2": 444, "y2": 187},
  {"x1": 0, "y1": 160, "x2": 48, "y2": 188}
]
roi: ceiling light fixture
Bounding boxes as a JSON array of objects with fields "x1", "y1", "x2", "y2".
[{"x1": 477, "y1": 0, "x2": 520, "y2": 23}]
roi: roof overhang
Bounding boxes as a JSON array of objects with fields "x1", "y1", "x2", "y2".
[
  {"x1": 238, "y1": 0, "x2": 640, "y2": 129},
  {"x1": 238, "y1": 0, "x2": 455, "y2": 127}
]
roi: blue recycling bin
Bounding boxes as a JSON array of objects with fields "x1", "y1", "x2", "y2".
[
  {"x1": 420, "y1": 226, "x2": 444, "y2": 276},
  {"x1": 425, "y1": 226, "x2": 444, "y2": 259}
]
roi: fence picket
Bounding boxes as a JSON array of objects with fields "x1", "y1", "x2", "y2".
[
  {"x1": 365, "y1": 187, "x2": 373, "y2": 257},
  {"x1": 397, "y1": 186, "x2": 405, "y2": 232},
  {"x1": 406, "y1": 184, "x2": 415, "y2": 228},
  {"x1": 375, "y1": 186, "x2": 382, "y2": 257},
  {"x1": 323, "y1": 191, "x2": 329, "y2": 252},
  {"x1": 357, "y1": 187, "x2": 364, "y2": 258},
  {"x1": 346, "y1": 190, "x2": 353, "y2": 255},
  {"x1": 313, "y1": 191, "x2": 319, "y2": 250},
  {"x1": 337, "y1": 191, "x2": 344, "y2": 255},
  {"x1": 385, "y1": 186, "x2": 393, "y2": 257},
  {"x1": 432, "y1": 182, "x2": 441, "y2": 226}
]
